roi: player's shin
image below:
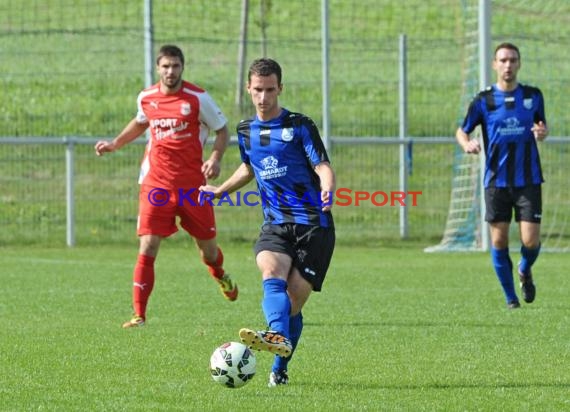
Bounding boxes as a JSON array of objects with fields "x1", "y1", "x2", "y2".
[
  {"x1": 261, "y1": 278, "x2": 291, "y2": 336},
  {"x1": 273, "y1": 312, "x2": 303, "y2": 372},
  {"x1": 204, "y1": 246, "x2": 225, "y2": 279},
  {"x1": 520, "y1": 243, "x2": 541, "y2": 274},
  {"x1": 132, "y1": 254, "x2": 156, "y2": 317},
  {"x1": 491, "y1": 247, "x2": 518, "y2": 304}
]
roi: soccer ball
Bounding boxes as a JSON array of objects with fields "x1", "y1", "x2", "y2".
[{"x1": 209, "y1": 341, "x2": 256, "y2": 388}]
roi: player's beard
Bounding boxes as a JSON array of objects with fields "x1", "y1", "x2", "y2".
[{"x1": 162, "y1": 75, "x2": 182, "y2": 92}]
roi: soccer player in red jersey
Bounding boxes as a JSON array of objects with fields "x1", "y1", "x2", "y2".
[{"x1": 95, "y1": 45, "x2": 237, "y2": 328}]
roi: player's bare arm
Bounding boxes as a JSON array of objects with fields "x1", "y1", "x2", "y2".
[
  {"x1": 455, "y1": 127, "x2": 481, "y2": 154},
  {"x1": 202, "y1": 125, "x2": 230, "y2": 179},
  {"x1": 199, "y1": 163, "x2": 254, "y2": 198},
  {"x1": 94, "y1": 118, "x2": 148, "y2": 156},
  {"x1": 314, "y1": 162, "x2": 336, "y2": 212}
]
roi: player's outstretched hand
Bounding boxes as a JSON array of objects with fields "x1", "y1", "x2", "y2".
[
  {"x1": 94, "y1": 140, "x2": 115, "y2": 156},
  {"x1": 199, "y1": 184, "x2": 221, "y2": 199},
  {"x1": 321, "y1": 190, "x2": 333, "y2": 212},
  {"x1": 463, "y1": 139, "x2": 481, "y2": 154},
  {"x1": 202, "y1": 159, "x2": 221, "y2": 180},
  {"x1": 532, "y1": 121, "x2": 548, "y2": 141}
]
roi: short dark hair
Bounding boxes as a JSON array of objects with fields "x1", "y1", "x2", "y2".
[
  {"x1": 248, "y1": 58, "x2": 282, "y2": 84},
  {"x1": 156, "y1": 44, "x2": 185, "y2": 66},
  {"x1": 494, "y1": 42, "x2": 520, "y2": 60}
]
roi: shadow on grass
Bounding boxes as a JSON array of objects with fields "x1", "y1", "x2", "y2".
[
  {"x1": 319, "y1": 381, "x2": 570, "y2": 390},
  {"x1": 304, "y1": 321, "x2": 517, "y2": 328}
]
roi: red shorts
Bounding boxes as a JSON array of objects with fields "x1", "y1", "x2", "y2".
[{"x1": 137, "y1": 185, "x2": 217, "y2": 240}]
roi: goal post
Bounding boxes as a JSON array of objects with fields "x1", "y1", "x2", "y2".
[{"x1": 425, "y1": 0, "x2": 487, "y2": 252}]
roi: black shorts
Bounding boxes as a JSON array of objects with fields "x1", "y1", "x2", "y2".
[
  {"x1": 484, "y1": 185, "x2": 542, "y2": 223},
  {"x1": 254, "y1": 223, "x2": 335, "y2": 291}
]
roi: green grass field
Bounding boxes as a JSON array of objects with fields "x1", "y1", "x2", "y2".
[{"x1": 3, "y1": 243, "x2": 570, "y2": 411}]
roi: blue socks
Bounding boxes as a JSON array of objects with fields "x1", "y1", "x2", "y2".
[
  {"x1": 490, "y1": 247, "x2": 518, "y2": 303},
  {"x1": 273, "y1": 312, "x2": 303, "y2": 373},
  {"x1": 520, "y1": 244, "x2": 540, "y2": 275},
  {"x1": 261, "y1": 278, "x2": 291, "y2": 336},
  {"x1": 262, "y1": 279, "x2": 306, "y2": 373}
]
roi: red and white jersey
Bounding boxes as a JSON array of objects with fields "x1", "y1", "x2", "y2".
[{"x1": 135, "y1": 80, "x2": 227, "y2": 189}]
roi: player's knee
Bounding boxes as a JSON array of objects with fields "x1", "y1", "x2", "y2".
[
  {"x1": 521, "y1": 238, "x2": 540, "y2": 249},
  {"x1": 139, "y1": 235, "x2": 161, "y2": 256}
]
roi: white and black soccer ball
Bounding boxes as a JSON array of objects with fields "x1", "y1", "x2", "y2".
[{"x1": 209, "y1": 342, "x2": 256, "y2": 388}]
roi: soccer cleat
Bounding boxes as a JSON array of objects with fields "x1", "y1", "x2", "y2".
[
  {"x1": 507, "y1": 300, "x2": 521, "y2": 309},
  {"x1": 518, "y1": 266, "x2": 536, "y2": 303},
  {"x1": 216, "y1": 273, "x2": 238, "y2": 301},
  {"x1": 268, "y1": 370, "x2": 289, "y2": 387},
  {"x1": 122, "y1": 315, "x2": 145, "y2": 328},
  {"x1": 239, "y1": 328, "x2": 292, "y2": 358}
]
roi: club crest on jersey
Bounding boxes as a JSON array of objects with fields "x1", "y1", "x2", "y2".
[
  {"x1": 259, "y1": 155, "x2": 288, "y2": 179},
  {"x1": 523, "y1": 98, "x2": 533, "y2": 109},
  {"x1": 281, "y1": 128, "x2": 294, "y2": 142},
  {"x1": 180, "y1": 103, "x2": 191, "y2": 116},
  {"x1": 503, "y1": 117, "x2": 520, "y2": 128},
  {"x1": 261, "y1": 155, "x2": 279, "y2": 169}
]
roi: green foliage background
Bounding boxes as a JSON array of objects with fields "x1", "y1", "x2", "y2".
[{"x1": 5, "y1": 0, "x2": 570, "y2": 139}]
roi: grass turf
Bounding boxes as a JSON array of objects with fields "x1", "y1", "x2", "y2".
[{"x1": 2, "y1": 243, "x2": 570, "y2": 411}]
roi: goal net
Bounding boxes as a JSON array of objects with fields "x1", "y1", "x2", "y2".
[{"x1": 425, "y1": 0, "x2": 483, "y2": 252}]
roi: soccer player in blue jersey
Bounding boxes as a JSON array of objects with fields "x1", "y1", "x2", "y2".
[
  {"x1": 456, "y1": 42, "x2": 548, "y2": 309},
  {"x1": 200, "y1": 58, "x2": 336, "y2": 386}
]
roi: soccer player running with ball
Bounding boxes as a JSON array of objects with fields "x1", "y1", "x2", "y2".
[
  {"x1": 200, "y1": 58, "x2": 336, "y2": 386},
  {"x1": 456, "y1": 42, "x2": 548, "y2": 309},
  {"x1": 94, "y1": 45, "x2": 238, "y2": 328}
]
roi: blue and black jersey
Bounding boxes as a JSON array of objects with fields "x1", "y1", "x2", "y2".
[
  {"x1": 237, "y1": 109, "x2": 333, "y2": 228},
  {"x1": 461, "y1": 84, "x2": 546, "y2": 188}
]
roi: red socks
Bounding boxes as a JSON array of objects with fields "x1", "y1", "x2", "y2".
[
  {"x1": 132, "y1": 254, "x2": 156, "y2": 318},
  {"x1": 131, "y1": 249, "x2": 223, "y2": 318},
  {"x1": 203, "y1": 247, "x2": 225, "y2": 280}
]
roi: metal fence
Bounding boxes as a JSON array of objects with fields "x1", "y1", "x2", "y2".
[{"x1": 1, "y1": 137, "x2": 569, "y2": 250}]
